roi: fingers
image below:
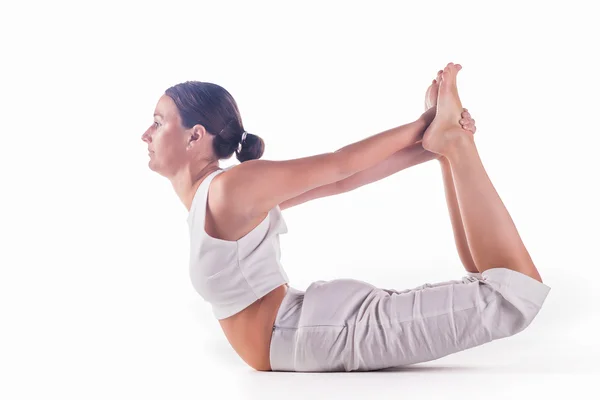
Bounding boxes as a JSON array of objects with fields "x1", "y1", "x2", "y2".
[
  {"x1": 459, "y1": 109, "x2": 476, "y2": 133},
  {"x1": 464, "y1": 124, "x2": 476, "y2": 133},
  {"x1": 460, "y1": 124, "x2": 476, "y2": 133},
  {"x1": 460, "y1": 109, "x2": 474, "y2": 127}
]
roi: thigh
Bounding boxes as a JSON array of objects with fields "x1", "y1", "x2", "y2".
[
  {"x1": 350, "y1": 268, "x2": 550, "y2": 371},
  {"x1": 345, "y1": 275, "x2": 489, "y2": 370},
  {"x1": 291, "y1": 268, "x2": 550, "y2": 372},
  {"x1": 293, "y1": 275, "x2": 487, "y2": 372},
  {"x1": 384, "y1": 273, "x2": 482, "y2": 294}
]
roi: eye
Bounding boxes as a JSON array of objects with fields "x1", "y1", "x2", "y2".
[{"x1": 153, "y1": 121, "x2": 160, "y2": 128}]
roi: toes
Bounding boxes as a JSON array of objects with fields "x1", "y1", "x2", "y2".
[{"x1": 443, "y1": 62, "x2": 462, "y2": 74}]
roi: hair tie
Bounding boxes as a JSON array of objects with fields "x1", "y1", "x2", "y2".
[{"x1": 241, "y1": 131, "x2": 248, "y2": 144}]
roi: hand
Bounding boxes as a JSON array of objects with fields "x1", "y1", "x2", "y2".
[
  {"x1": 425, "y1": 108, "x2": 476, "y2": 160},
  {"x1": 420, "y1": 106, "x2": 437, "y2": 126},
  {"x1": 421, "y1": 107, "x2": 476, "y2": 134},
  {"x1": 459, "y1": 108, "x2": 476, "y2": 134}
]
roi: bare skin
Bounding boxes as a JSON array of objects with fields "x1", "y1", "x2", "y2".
[
  {"x1": 422, "y1": 63, "x2": 543, "y2": 283},
  {"x1": 425, "y1": 70, "x2": 479, "y2": 274}
]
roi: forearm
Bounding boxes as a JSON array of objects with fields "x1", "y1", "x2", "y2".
[
  {"x1": 439, "y1": 157, "x2": 479, "y2": 273},
  {"x1": 337, "y1": 141, "x2": 437, "y2": 193},
  {"x1": 334, "y1": 115, "x2": 429, "y2": 177}
]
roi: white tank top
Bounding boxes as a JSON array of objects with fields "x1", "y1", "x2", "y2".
[{"x1": 187, "y1": 167, "x2": 290, "y2": 319}]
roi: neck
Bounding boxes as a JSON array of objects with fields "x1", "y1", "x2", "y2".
[{"x1": 171, "y1": 160, "x2": 221, "y2": 212}]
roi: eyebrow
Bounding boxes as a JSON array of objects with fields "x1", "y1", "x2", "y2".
[{"x1": 153, "y1": 113, "x2": 163, "y2": 118}]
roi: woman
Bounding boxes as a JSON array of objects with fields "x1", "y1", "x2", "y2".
[{"x1": 141, "y1": 62, "x2": 550, "y2": 372}]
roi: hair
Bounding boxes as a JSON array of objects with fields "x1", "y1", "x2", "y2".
[{"x1": 164, "y1": 81, "x2": 264, "y2": 162}]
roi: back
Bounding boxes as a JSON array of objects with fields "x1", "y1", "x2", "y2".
[{"x1": 187, "y1": 168, "x2": 290, "y2": 319}]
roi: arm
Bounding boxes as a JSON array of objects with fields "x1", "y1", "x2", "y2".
[
  {"x1": 223, "y1": 114, "x2": 429, "y2": 217},
  {"x1": 338, "y1": 107, "x2": 476, "y2": 193},
  {"x1": 336, "y1": 140, "x2": 435, "y2": 193},
  {"x1": 279, "y1": 108, "x2": 476, "y2": 210},
  {"x1": 279, "y1": 141, "x2": 435, "y2": 210}
]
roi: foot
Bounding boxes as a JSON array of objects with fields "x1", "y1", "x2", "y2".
[
  {"x1": 424, "y1": 69, "x2": 443, "y2": 110},
  {"x1": 423, "y1": 69, "x2": 476, "y2": 134},
  {"x1": 422, "y1": 63, "x2": 471, "y2": 155}
]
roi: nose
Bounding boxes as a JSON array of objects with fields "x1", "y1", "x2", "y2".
[{"x1": 141, "y1": 129, "x2": 150, "y2": 143}]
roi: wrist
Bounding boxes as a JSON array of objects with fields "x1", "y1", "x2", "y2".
[{"x1": 420, "y1": 106, "x2": 437, "y2": 126}]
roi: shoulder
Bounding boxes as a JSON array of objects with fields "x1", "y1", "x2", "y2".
[
  {"x1": 211, "y1": 163, "x2": 256, "y2": 215},
  {"x1": 212, "y1": 155, "x2": 343, "y2": 218},
  {"x1": 207, "y1": 166, "x2": 267, "y2": 239},
  {"x1": 208, "y1": 165, "x2": 249, "y2": 220}
]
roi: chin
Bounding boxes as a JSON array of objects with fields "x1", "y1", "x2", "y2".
[{"x1": 148, "y1": 159, "x2": 160, "y2": 173}]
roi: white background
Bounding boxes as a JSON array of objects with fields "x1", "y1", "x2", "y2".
[{"x1": 2, "y1": 0, "x2": 599, "y2": 398}]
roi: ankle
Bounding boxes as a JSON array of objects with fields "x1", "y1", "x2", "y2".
[{"x1": 444, "y1": 133, "x2": 476, "y2": 161}]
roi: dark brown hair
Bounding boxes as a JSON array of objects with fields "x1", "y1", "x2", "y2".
[{"x1": 165, "y1": 81, "x2": 264, "y2": 162}]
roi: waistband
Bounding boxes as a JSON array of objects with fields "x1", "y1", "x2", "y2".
[{"x1": 269, "y1": 286, "x2": 304, "y2": 371}]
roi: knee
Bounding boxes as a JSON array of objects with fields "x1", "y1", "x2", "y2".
[
  {"x1": 480, "y1": 268, "x2": 550, "y2": 339},
  {"x1": 483, "y1": 296, "x2": 542, "y2": 339}
]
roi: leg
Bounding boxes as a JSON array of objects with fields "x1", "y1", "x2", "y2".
[
  {"x1": 447, "y1": 137, "x2": 541, "y2": 281},
  {"x1": 282, "y1": 276, "x2": 550, "y2": 372},
  {"x1": 425, "y1": 70, "x2": 479, "y2": 275},
  {"x1": 438, "y1": 154, "x2": 480, "y2": 274},
  {"x1": 423, "y1": 63, "x2": 542, "y2": 283}
]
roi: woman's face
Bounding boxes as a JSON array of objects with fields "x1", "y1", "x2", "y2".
[{"x1": 142, "y1": 95, "x2": 191, "y2": 177}]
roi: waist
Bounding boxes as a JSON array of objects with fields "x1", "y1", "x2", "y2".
[
  {"x1": 191, "y1": 261, "x2": 290, "y2": 319},
  {"x1": 218, "y1": 284, "x2": 289, "y2": 370}
]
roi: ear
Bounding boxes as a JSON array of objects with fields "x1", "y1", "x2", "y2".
[
  {"x1": 187, "y1": 124, "x2": 207, "y2": 147},
  {"x1": 192, "y1": 123, "x2": 208, "y2": 137}
]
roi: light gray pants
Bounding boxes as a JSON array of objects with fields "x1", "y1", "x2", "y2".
[{"x1": 269, "y1": 268, "x2": 551, "y2": 372}]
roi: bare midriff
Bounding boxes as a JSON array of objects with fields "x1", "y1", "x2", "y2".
[{"x1": 217, "y1": 283, "x2": 288, "y2": 371}]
